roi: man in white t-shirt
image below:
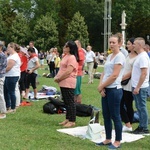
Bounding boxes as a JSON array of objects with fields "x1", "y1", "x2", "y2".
[
  {"x1": 131, "y1": 37, "x2": 149, "y2": 134},
  {"x1": 85, "y1": 45, "x2": 95, "y2": 84},
  {"x1": 29, "y1": 41, "x2": 38, "y2": 55}
]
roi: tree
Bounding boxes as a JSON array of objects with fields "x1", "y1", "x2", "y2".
[
  {"x1": 0, "y1": 0, "x2": 150, "y2": 50},
  {"x1": 33, "y1": 0, "x2": 58, "y2": 20},
  {"x1": 57, "y1": 0, "x2": 78, "y2": 47},
  {"x1": 111, "y1": 0, "x2": 150, "y2": 40},
  {"x1": 76, "y1": 0, "x2": 104, "y2": 51},
  {"x1": 66, "y1": 11, "x2": 89, "y2": 48},
  {"x1": 10, "y1": 13, "x2": 30, "y2": 45},
  {"x1": 0, "y1": 1, "x2": 17, "y2": 43},
  {"x1": 0, "y1": 13, "x2": 5, "y2": 40},
  {"x1": 33, "y1": 15, "x2": 59, "y2": 51},
  {"x1": 8, "y1": 0, "x2": 35, "y2": 19}
]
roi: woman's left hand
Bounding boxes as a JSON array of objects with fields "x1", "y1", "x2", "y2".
[
  {"x1": 54, "y1": 76, "x2": 60, "y2": 83},
  {"x1": 98, "y1": 85, "x2": 106, "y2": 97},
  {"x1": 97, "y1": 85, "x2": 103, "y2": 93},
  {"x1": 100, "y1": 89, "x2": 106, "y2": 97},
  {"x1": 133, "y1": 87, "x2": 140, "y2": 95}
]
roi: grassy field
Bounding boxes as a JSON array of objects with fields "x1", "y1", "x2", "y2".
[{"x1": 0, "y1": 65, "x2": 150, "y2": 150}]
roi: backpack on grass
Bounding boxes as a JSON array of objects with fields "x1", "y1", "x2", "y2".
[
  {"x1": 76, "y1": 103, "x2": 94, "y2": 117},
  {"x1": 43, "y1": 102, "x2": 57, "y2": 114},
  {"x1": 43, "y1": 97, "x2": 98, "y2": 117},
  {"x1": 43, "y1": 97, "x2": 66, "y2": 114}
]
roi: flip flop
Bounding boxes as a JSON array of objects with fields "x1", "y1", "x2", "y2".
[{"x1": 20, "y1": 101, "x2": 32, "y2": 106}]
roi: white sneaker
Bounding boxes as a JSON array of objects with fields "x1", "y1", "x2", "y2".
[{"x1": 122, "y1": 125, "x2": 132, "y2": 132}]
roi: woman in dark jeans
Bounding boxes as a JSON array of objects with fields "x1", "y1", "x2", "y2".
[
  {"x1": 4, "y1": 42, "x2": 21, "y2": 113},
  {"x1": 97, "y1": 34, "x2": 126, "y2": 149}
]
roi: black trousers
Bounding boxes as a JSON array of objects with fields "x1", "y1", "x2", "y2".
[
  {"x1": 19, "y1": 71, "x2": 27, "y2": 92},
  {"x1": 120, "y1": 90, "x2": 134, "y2": 124},
  {"x1": 48, "y1": 62, "x2": 55, "y2": 77},
  {"x1": 60, "y1": 87, "x2": 76, "y2": 122},
  {"x1": 26, "y1": 73, "x2": 37, "y2": 89}
]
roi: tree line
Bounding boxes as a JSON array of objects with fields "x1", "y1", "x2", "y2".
[{"x1": 0, "y1": 0, "x2": 149, "y2": 52}]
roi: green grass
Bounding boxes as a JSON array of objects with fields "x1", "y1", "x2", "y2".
[{"x1": 0, "y1": 65, "x2": 150, "y2": 150}]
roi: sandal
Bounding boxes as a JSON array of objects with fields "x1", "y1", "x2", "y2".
[
  {"x1": 59, "y1": 120, "x2": 69, "y2": 125},
  {"x1": 63, "y1": 122, "x2": 75, "y2": 128},
  {"x1": 20, "y1": 101, "x2": 32, "y2": 106}
]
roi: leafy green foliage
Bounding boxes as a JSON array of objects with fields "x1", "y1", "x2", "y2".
[
  {"x1": 0, "y1": 13, "x2": 5, "y2": 39},
  {"x1": 0, "y1": 0, "x2": 150, "y2": 51},
  {"x1": 33, "y1": 0, "x2": 59, "y2": 21},
  {"x1": 66, "y1": 11, "x2": 89, "y2": 48},
  {"x1": 111, "y1": 0, "x2": 150, "y2": 39},
  {"x1": 10, "y1": 13, "x2": 30, "y2": 45},
  {"x1": 57, "y1": 0, "x2": 78, "y2": 47},
  {"x1": 8, "y1": 0, "x2": 35, "y2": 19},
  {"x1": 33, "y1": 15, "x2": 59, "y2": 51},
  {"x1": 76, "y1": 0, "x2": 104, "y2": 51},
  {"x1": 0, "y1": 2, "x2": 17, "y2": 42}
]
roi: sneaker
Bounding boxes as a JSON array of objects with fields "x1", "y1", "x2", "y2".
[
  {"x1": 132, "y1": 126, "x2": 140, "y2": 132},
  {"x1": 131, "y1": 126, "x2": 149, "y2": 134},
  {"x1": 122, "y1": 125, "x2": 132, "y2": 132},
  {"x1": 0, "y1": 114, "x2": 6, "y2": 119}
]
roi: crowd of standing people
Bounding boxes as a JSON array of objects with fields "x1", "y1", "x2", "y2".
[
  {"x1": 0, "y1": 41, "x2": 40, "y2": 119},
  {"x1": 96, "y1": 34, "x2": 150, "y2": 149},
  {"x1": 0, "y1": 34, "x2": 150, "y2": 150}
]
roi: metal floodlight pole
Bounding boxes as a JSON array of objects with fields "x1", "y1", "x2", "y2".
[
  {"x1": 107, "y1": 0, "x2": 112, "y2": 49},
  {"x1": 104, "y1": 0, "x2": 107, "y2": 54},
  {"x1": 104, "y1": 0, "x2": 112, "y2": 53},
  {"x1": 120, "y1": 10, "x2": 127, "y2": 48}
]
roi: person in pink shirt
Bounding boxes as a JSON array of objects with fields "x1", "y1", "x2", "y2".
[{"x1": 54, "y1": 41, "x2": 79, "y2": 128}]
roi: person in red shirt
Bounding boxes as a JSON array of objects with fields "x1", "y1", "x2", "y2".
[
  {"x1": 18, "y1": 47, "x2": 29, "y2": 97},
  {"x1": 74, "y1": 40, "x2": 85, "y2": 104}
]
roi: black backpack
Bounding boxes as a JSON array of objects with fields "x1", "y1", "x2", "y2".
[
  {"x1": 43, "y1": 97, "x2": 66, "y2": 114},
  {"x1": 43, "y1": 97, "x2": 98, "y2": 117},
  {"x1": 43, "y1": 102, "x2": 57, "y2": 114},
  {"x1": 76, "y1": 103, "x2": 94, "y2": 117}
]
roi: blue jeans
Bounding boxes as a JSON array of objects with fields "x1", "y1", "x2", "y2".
[
  {"x1": 4, "y1": 76, "x2": 19, "y2": 109},
  {"x1": 101, "y1": 87, "x2": 123, "y2": 141},
  {"x1": 132, "y1": 87, "x2": 149, "y2": 130}
]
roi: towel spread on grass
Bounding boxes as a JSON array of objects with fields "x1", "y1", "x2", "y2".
[
  {"x1": 29, "y1": 92, "x2": 55, "y2": 99},
  {"x1": 57, "y1": 126, "x2": 149, "y2": 143}
]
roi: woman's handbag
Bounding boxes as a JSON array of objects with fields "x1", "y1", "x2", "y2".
[
  {"x1": 121, "y1": 78, "x2": 131, "y2": 85},
  {"x1": 85, "y1": 118, "x2": 103, "y2": 140},
  {"x1": 85, "y1": 109, "x2": 103, "y2": 140}
]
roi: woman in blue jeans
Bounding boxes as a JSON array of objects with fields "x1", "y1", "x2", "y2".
[
  {"x1": 4, "y1": 42, "x2": 21, "y2": 113},
  {"x1": 97, "y1": 33, "x2": 126, "y2": 149}
]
